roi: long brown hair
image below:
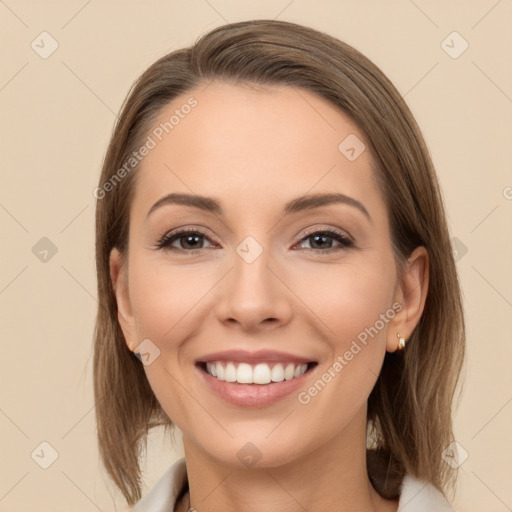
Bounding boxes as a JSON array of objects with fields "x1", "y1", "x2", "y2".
[{"x1": 93, "y1": 19, "x2": 465, "y2": 506}]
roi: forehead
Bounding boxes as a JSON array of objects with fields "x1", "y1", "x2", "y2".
[{"x1": 131, "y1": 81, "x2": 384, "y2": 222}]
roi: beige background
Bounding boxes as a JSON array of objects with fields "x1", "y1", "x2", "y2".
[{"x1": 1, "y1": 1, "x2": 511, "y2": 511}]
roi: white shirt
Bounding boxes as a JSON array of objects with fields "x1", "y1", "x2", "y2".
[{"x1": 133, "y1": 458, "x2": 455, "y2": 511}]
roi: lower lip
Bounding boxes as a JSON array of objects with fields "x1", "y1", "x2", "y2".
[{"x1": 197, "y1": 364, "x2": 316, "y2": 408}]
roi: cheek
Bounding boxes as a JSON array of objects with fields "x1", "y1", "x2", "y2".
[
  {"x1": 288, "y1": 257, "x2": 396, "y2": 408},
  {"x1": 286, "y1": 286, "x2": 389, "y2": 439},
  {"x1": 127, "y1": 259, "x2": 217, "y2": 427},
  {"x1": 290, "y1": 256, "x2": 396, "y2": 347},
  {"x1": 128, "y1": 258, "x2": 215, "y2": 342}
]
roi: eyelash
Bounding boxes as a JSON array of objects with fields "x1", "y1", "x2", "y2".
[{"x1": 155, "y1": 226, "x2": 354, "y2": 255}]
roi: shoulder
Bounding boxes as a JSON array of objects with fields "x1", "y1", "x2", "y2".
[
  {"x1": 398, "y1": 474, "x2": 455, "y2": 511},
  {"x1": 132, "y1": 458, "x2": 187, "y2": 512}
]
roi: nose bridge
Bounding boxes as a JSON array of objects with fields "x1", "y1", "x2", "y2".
[
  {"x1": 214, "y1": 233, "x2": 291, "y2": 329},
  {"x1": 234, "y1": 235, "x2": 272, "y2": 294}
]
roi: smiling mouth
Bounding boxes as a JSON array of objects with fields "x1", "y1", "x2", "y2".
[{"x1": 197, "y1": 361, "x2": 318, "y2": 385}]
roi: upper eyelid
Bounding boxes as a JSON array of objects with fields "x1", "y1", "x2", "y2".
[
  {"x1": 160, "y1": 225, "x2": 351, "y2": 240},
  {"x1": 300, "y1": 225, "x2": 352, "y2": 238}
]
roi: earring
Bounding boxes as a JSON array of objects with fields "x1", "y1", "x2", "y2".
[{"x1": 396, "y1": 333, "x2": 406, "y2": 350}]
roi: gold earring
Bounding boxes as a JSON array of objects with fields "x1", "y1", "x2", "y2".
[{"x1": 397, "y1": 333, "x2": 406, "y2": 350}]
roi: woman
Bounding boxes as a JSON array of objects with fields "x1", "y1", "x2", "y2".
[{"x1": 93, "y1": 19, "x2": 465, "y2": 512}]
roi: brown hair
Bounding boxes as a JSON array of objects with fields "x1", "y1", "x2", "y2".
[{"x1": 93, "y1": 19, "x2": 465, "y2": 506}]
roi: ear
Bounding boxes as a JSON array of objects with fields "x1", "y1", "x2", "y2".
[
  {"x1": 387, "y1": 246, "x2": 429, "y2": 353},
  {"x1": 109, "y1": 247, "x2": 137, "y2": 352}
]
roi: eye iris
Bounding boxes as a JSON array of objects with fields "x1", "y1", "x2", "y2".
[
  {"x1": 181, "y1": 234, "x2": 202, "y2": 249},
  {"x1": 310, "y1": 233, "x2": 332, "y2": 249}
]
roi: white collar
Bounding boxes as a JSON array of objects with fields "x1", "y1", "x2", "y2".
[{"x1": 133, "y1": 458, "x2": 454, "y2": 512}]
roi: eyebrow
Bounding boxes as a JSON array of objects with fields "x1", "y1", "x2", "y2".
[{"x1": 146, "y1": 192, "x2": 372, "y2": 223}]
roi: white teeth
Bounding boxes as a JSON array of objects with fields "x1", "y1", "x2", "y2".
[
  {"x1": 253, "y1": 363, "x2": 271, "y2": 384},
  {"x1": 284, "y1": 363, "x2": 295, "y2": 380},
  {"x1": 271, "y1": 364, "x2": 284, "y2": 382},
  {"x1": 204, "y1": 361, "x2": 309, "y2": 384},
  {"x1": 206, "y1": 362, "x2": 217, "y2": 377},
  {"x1": 216, "y1": 361, "x2": 224, "y2": 380},
  {"x1": 224, "y1": 362, "x2": 237, "y2": 382},
  {"x1": 237, "y1": 363, "x2": 253, "y2": 384}
]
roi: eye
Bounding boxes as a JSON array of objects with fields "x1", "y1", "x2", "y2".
[
  {"x1": 155, "y1": 227, "x2": 354, "y2": 255},
  {"x1": 295, "y1": 228, "x2": 354, "y2": 253},
  {"x1": 155, "y1": 229, "x2": 216, "y2": 253}
]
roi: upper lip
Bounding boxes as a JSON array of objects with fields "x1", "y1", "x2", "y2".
[{"x1": 196, "y1": 349, "x2": 316, "y2": 365}]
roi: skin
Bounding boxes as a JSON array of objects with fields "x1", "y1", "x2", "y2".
[{"x1": 110, "y1": 81, "x2": 429, "y2": 512}]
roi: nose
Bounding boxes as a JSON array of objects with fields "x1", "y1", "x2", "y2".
[{"x1": 214, "y1": 241, "x2": 293, "y2": 332}]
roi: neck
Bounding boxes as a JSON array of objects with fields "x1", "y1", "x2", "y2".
[{"x1": 177, "y1": 406, "x2": 398, "y2": 512}]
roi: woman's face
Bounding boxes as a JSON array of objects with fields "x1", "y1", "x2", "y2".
[{"x1": 111, "y1": 81, "x2": 424, "y2": 468}]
